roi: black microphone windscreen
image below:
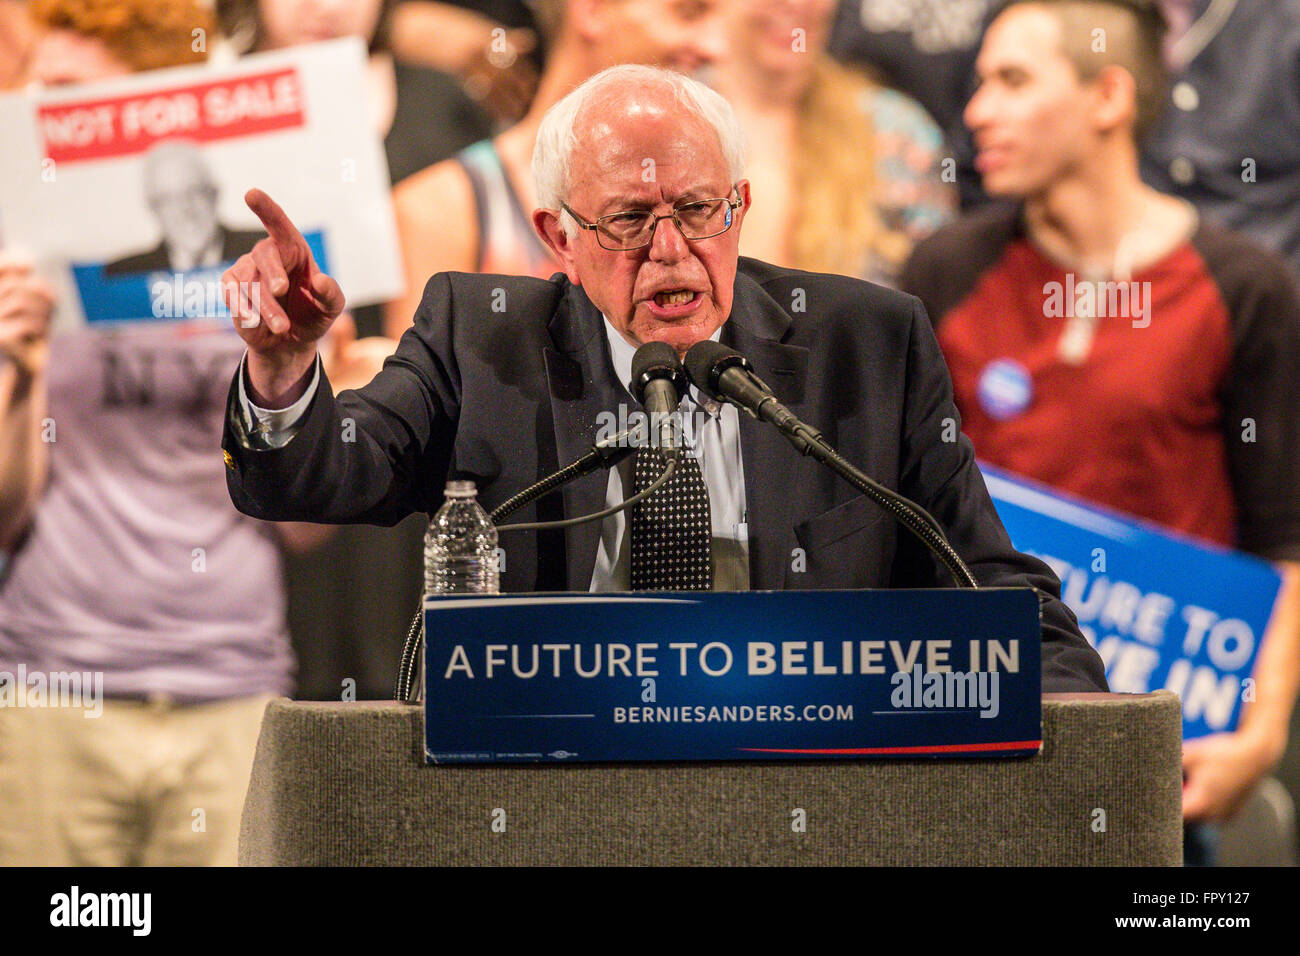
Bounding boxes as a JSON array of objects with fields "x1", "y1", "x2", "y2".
[
  {"x1": 684, "y1": 340, "x2": 744, "y2": 398},
  {"x1": 630, "y1": 341, "x2": 687, "y2": 405}
]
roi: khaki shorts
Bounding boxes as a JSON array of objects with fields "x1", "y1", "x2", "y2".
[{"x1": 0, "y1": 693, "x2": 275, "y2": 866}]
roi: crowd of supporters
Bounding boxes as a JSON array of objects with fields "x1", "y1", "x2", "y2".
[{"x1": 1, "y1": 0, "x2": 1297, "y2": 866}]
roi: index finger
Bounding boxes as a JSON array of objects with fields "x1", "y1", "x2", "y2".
[{"x1": 245, "y1": 188, "x2": 306, "y2": 260}]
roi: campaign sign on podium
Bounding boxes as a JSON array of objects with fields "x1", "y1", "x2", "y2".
[{"x1": 423, "y1": 589, "x2": 1042, "y2": 764}]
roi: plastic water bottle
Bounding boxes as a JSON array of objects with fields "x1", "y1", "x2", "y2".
[{"x1": 424, "y1": 480, "x2": 500, "y2": 595}]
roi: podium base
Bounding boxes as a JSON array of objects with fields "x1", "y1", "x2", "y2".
[{"x1": 238, "y1": 692, "x2": 1181, "y2": 866}]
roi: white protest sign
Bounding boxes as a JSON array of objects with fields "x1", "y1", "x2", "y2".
[{"x1": 0, "y1": 37, "x2": 402, "y2": 329}]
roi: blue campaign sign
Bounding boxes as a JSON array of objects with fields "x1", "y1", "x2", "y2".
[
  {"x1": 71, "y1": 229, "x2": 329, "y2": 324},
  {"x1": 983, "y1": 465, "x2": 1281, "y2": 739},
  {"x1": 423, "y1": 589, "x2": 1042, "y2": 764}
]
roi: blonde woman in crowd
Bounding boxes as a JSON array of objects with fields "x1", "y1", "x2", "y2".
[{"x1": 709, "y1": 0, "x2": 956, "y2": 286}]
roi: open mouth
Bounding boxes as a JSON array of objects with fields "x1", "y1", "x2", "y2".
[{"x1": 653, "y1": 289, "x2": 696, "y2": 307}]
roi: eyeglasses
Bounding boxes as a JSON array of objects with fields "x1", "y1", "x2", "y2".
[{"x1": 561, "y1": 187, "x2": 742, "y2": 251}]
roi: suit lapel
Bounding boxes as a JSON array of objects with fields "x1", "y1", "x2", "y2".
[
  {"x1": 545, "y1": 284, "x2": 627, "y2": 590},
  {"x1": 721, "y1": 273, "x2": 811, "y2": 591},
  {"x1": 543, "y1": 271, "x2": 810, "y2": 592}
]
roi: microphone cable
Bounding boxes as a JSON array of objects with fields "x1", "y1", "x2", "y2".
[{"x1": 493, "y1": 452, "x2": 675, "y2": 532}]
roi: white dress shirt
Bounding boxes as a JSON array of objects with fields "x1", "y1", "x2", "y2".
[
  {"x1": 236, "y1": 352, "x2": 320, "y2": 450},
  {"x1": 591, "y1": 319, "x2": 748, "y2": 591}
]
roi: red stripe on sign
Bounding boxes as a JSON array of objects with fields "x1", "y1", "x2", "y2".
[
  {"x1": 38, "y1": 67, "x2": 305, "y2": 163},
  {"x1": 738, "y1": 740, "x2": 1043, "y2": 755}
]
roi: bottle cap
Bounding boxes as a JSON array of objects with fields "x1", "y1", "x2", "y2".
[{"x1": 443, "y1": 480, "x2": 477, "y2": 499}]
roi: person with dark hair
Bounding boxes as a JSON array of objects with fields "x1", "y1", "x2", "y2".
[
  {"x1": 901, "y1": 0, "x2": 1300, "y2": 854},
  {"x1": 216, "y1": 0, "x2": 492, "y2": 188},
  {"x1": 388, "y1": 0, "x2": 542, "y2": 125}
]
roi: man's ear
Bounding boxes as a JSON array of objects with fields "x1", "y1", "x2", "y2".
[
  {"x1": 1090, "y1": 64, "x2": 1138, "y2": 136},
  {"x1": 533, "y1": 208, "x2": 583, "y2": 285},
  {"x1": 731, "y1": 178, "x2": 753, "y2": 231},
  {"x1": 735, "y1": 179, "x2": 752, "y2": 214}
]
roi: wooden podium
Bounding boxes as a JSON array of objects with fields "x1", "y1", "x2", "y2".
[{"x1": 238, "y1": 691, "x2": 1182, "y2": 865}]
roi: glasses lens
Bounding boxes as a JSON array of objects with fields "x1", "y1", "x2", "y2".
[
  {"x1": 598, "y1": 212, "x2": 654, "y2": 250},
  {"x1": 676, "y1": 199, "x2": 729, "y2": 238},
  {"x1": 593, "y1": 195, "x2": 736, "y2": 250}
]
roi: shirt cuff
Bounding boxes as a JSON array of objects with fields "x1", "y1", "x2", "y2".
[{"x1": 237, "y1": 352, "x2": 321, "y2": 450}]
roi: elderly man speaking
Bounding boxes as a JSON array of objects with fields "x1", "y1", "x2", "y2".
[{"x1": 220, "y1": 65, "x2": 1107, "y2": 693}]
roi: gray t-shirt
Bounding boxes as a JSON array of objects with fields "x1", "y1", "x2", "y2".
[{"x1": 0, "y1": 323, "x2": 293, "y2": 702}]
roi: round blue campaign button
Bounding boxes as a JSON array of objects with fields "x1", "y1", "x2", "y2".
[{"x1": 977, "y1": 359, "x2": 1033, "y2": 420}]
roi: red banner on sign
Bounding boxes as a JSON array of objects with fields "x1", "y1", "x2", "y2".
[{"x1": 38, "y1": 67, "x2": 306, "y2": 163}]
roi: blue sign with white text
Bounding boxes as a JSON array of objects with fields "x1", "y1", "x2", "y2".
[
  {"x1": 423, "y1": 589, "x2": 1042, "y2": 764},
  {"x1": 71, "y1": 229, "x2": 329, "y2": 324},
  {"x1": 984, "y1": 465, "x2": 1280, "y2": 739}
]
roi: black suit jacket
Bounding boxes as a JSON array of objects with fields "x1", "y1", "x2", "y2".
[
  {"x1": 104, "y1": 226, "x2": 264, "y2": 277},
  {"x1": 223, "y1": 258, "x2": 1108, "y2": 692}
]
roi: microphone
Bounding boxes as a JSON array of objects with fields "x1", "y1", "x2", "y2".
[
  {"x1": 683, "y1": 341, "x2": 978, "y2": 589},
  {"x1": 684, "y1": 341, "x2": 821, "y2": 454},
  {"x1": 630, "y1": 341, "x2": 688, "y2": 456}
]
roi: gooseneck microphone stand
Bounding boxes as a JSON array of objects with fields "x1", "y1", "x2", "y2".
[{"x1": 682, "y1": 340, "x2": 979, "y2": 591}]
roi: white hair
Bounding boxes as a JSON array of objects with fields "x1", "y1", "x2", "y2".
[
  {"x1": 531, "y1": 65, "x2": 746, "y2": 235},
  {"x1": 142, "y1": 139, "x2": 215, "y2": 199}
]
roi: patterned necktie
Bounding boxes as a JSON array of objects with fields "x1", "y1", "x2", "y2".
[{"x1": 629, "y1": 445, "x2": 712, "y2": 590}]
